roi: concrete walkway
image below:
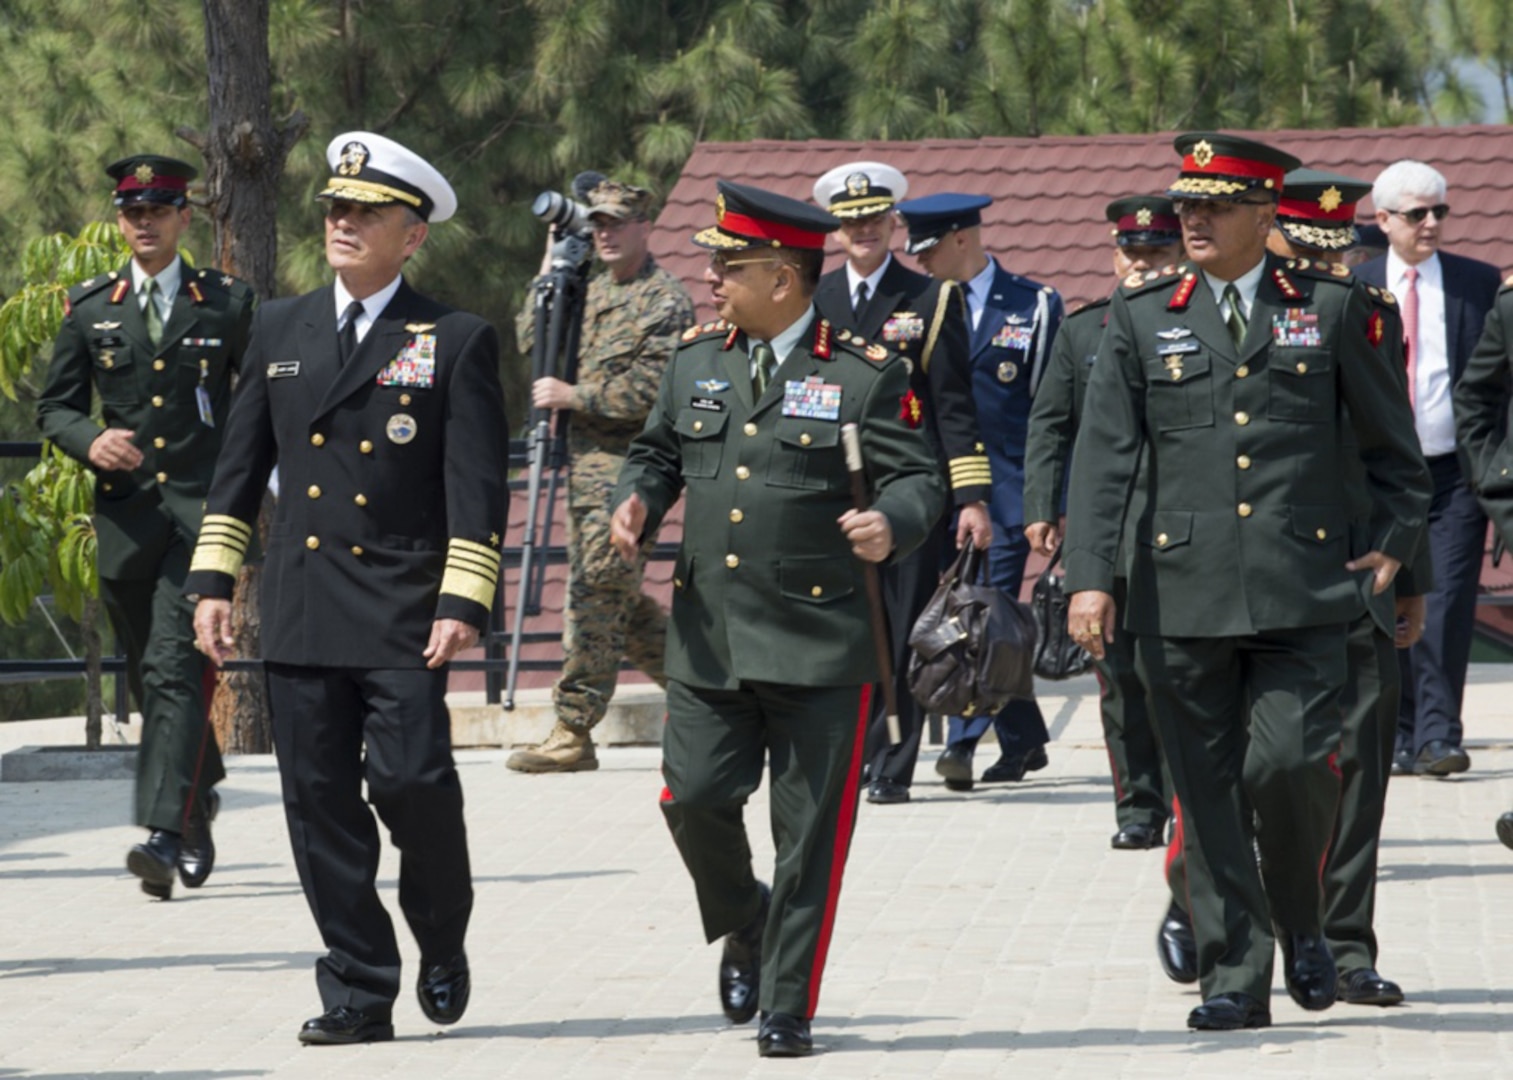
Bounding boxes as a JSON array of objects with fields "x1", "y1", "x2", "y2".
[{"x1": 3, "y1": 669, "x2": 1513, "y2": 1078}]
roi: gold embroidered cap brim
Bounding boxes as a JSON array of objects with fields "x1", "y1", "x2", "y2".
[
  {"x1": 1278, "y1": 219, "x2": 1357, "y2": 251},
  {"x1": 319, "y1": 177, "x2": 424, "y2": 209},
  {"x1": 827, "y1": 196, "x2": 896, "y2": 218}
]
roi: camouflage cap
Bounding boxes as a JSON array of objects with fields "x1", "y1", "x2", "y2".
[{"x1": 587, "y1": 180, "x2": 652, "y2": 221}]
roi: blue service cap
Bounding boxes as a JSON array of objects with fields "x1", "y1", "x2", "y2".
[{"x1": 893, "y1": 193, "x2": 993, "y2": 255}]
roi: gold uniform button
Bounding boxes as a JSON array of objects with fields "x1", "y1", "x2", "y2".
[
  {"x1": 693, "y1": 420, "x2": 703, "y2": 433},
  {"x1": 1238, "y1": 502, "x2": 1253, "y2": 518},
  {"x1": 799, "y1": 432, "x2": 812, "y2": 446},
  {"x1": 151, "y1": 395, "x2": 164, "y2": 408},
  {"x1": 810, "y1": 585, "x2": 823, "y2": 597},
  {"x1": 399, "y1": 393, "x2": 412, "y2": 406},
  {"x1": 102, "y1": 482, "x2": 113, "y2": 492},
  {"x1": 1237, "y1": 454, "x2": 1252, "y2": 470},
  {"x1": 152, "y1": 359, "x2": 165, "y2": 371},
  {"x1": 1235, "y1": 365, "x2": 1249, "y2": 378},
  {"x1": 101, "y1": 358, "x2": 114, "y2": 369},
  {"x1": 155, "y1": 472, "x2": 167, "y2": 483},
  {"x1": 310, "y1": 433, "x2": 325, "y2": 447},
  {"x1": 725, "y1": 554, "x2": 739, "y2": 569},
  {"x1": 360, "y1": 440, "x2": 374, "y2": 454},
  {"x1": 307, "y1": 485, "x2": 322, "y2": 499},
  {"x1": 743, "y1": 422, "x2": 758, "y2": 437},
  {"x1": 1296, "y1": 362, "x2": 1309, "y2": 374},
  {"x1": 1156, "y1": 533, "x2": 1169, "y2": 547},
  {"x1": 1234, "y1": 411, "x2": 1250, "y2": 426},
  {"x1": 354, "y1": 494, "x2": 368, "y2": 507},
  {"x1": 1316, "y1": 528, "x2": 1327, "y2": 540},
  {"x1": 673, "y1": 576, "x2": 684, "y2": 588},
  {"x1": 351, "y1": 545, "x2": 364, "y2": 557},
  {"x1": 735, "y1": 465, "x2": 751, "y2": 480},
  {"x1": 730, "y1": 509, "x2": 743, "y2": 523},
  {"x1": 153, "y1": 437, "x2": 166, "y2": 449},
  {"x1": 306, "y1": 536, "x2": 320, "y2": 550}
]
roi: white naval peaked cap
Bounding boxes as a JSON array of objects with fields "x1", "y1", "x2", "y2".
[
  {"x1": 318, "y1": 131, "x2": 458, "y2": 223},
  {"x1": 812, "y1": 161, "x2": 909, "y2": 219}
]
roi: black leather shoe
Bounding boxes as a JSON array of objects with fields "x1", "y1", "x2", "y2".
[
  {"x1": 1157, "y1": 901, "x2": 1198, "y2": 984},
  {"x1": 1414, "y1": 740, "x2": 1471, "y2": 777},
  {"x1": 982, "y1": 745, "x2": 1049, "y2": 783},
  {"x1": 1390, "y1": 747, "x2": 1414, "y2": 776},
  {"x1": 417, "y1": 952, "x2": 470, "y2": 1024},
  {"x1": 1278, "y1": 931, "x2": 1337, "y2": 1011},
  {"x1": 1111, "y1": 822, "x2": 1163, "y2": 850},
  {"x1": 1187, "y1": 992, "x2": 1271, "y2": 1030},
  {"x1": 866, "y1": 778, "x2": 910, "y2": 805},
  {"x1": 719, "y1": 882, "x2": 770, "y2": 1024},
  {"x1": 178, "y1": 788, "x2": 220, "y2": 889},
  {"x1": 934, "y1": 745, "x2": 974, "y2": 792},
  {"x1": 757, "y1": 1011, "x2": 813, "y2": 1057},
  {"x1": 126, "y1": 830, "x2": 180, "y2": 900},
  {"x1": 1497, "y1": 811, "x2": 1513, "y2": 851},
  {"x1": 1337, "y1": 967, "x2": 1404, "y2": 1006},
  {"x1": 297, "y1": 1005, "x2": 395, "y2": 1045}
]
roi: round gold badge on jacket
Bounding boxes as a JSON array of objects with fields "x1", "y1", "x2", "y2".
[
  {"x1": 997, "y1": 360, "x2": 1019, "y2": 383},
  {"x1": 386, "y1": 413, "x2": 417, "y2": 444}
]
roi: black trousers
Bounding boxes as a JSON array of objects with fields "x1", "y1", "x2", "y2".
[{"x1": 266, "y1": 663, "x2": 472, "y2": 1016}]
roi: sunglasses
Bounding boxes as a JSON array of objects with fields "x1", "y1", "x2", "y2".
[{"x1": 1389, "y1": 204, "x2": 1450, "y2": 225}]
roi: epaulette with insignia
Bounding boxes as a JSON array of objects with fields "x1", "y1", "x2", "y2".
[
  {"x1": 813, "y1": 319, "x2": 833, "y2": 360},
  {"x1": 1286, "y1": 258, "x2": 1353, "y2": 283},
  {"x1": 108, "y1": 278, "x2": 131, "y2": 304},
  {"x1": 865, "y1": 343, "x2": 889, "y2": 363},
  {"x1": 1364, "y1": 284, "x2": 1398, "y2": 308},
  {"x1": 1118, "y1": 263, "x2": 1187, "y2": 299},
  {"x1": 1272, "y1": 267, "x2": 1302, "y2": 300},
  {"x1": 66, "y1": 273, "x2": 117, "y2": 305},
  {"x1": 679, "y1": 319, "x2": 730, "y2": 343}
]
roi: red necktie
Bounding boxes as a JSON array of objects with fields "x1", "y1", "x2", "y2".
[{"x1": 1402, "y1": 267, "x2": 1419, "y2": 408}]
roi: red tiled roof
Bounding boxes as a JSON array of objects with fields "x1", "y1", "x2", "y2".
[{"x1": 653, "y1": 126, "x2": 1513, "y2": 317}]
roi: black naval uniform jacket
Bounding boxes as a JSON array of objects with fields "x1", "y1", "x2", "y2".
[
  {"x1": 815, "y1": 257, "x2": 991, "y2": 505},
  {"x1": 38, "y1": 261, "x2": 255, "y2": 580},
  {"x1": 1455, "y1": 277, "x2": 1513, "y2": 546},
  {"x1": 183, "y1": 281, "x2": 509, "y2": 668},
  {"x1": 1065, "y1": 256, "x2": 1431, "y2": 638},
  {"x1": 614, "y1": 314, "x2": 946, "y2": 690}
]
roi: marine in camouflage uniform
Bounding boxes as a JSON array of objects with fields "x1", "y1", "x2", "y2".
[{"x1": 509, "y1": 181, "x2": 695, "y2": 772}]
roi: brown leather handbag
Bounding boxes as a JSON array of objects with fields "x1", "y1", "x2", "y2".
[
  {"x1": 906, "y1": 545, "x2": 1037, "y2": 717},
  {"x1": 1030, "y1": 546, "x2": 1094, "y2": 680}
]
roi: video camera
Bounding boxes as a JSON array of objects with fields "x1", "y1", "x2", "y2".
[{"x1": 532, "y1": 170, "x2": 606, "y2": 271}]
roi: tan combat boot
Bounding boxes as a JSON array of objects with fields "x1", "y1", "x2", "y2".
[{"x1": 505, "y1": 720, "x2": 599, "y2": 773}]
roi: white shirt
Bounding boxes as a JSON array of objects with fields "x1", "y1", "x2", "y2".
[
  {"x1": 750, "y1": 306, "x2": 817, "y2": 379},
  {"x1": 1387, "y1": 250, "x2": 1455, "y2": 456},
  {"x1": 963, "y1": 257, "x2": 997, "y2": 332},
  {"x1": 131, "y1": 256, "x2": 182, "y2": 324},
  {"x1": 845, "y1": 254, "x2": 891, "y2": 310},
  {"x1": 1202, "y1": 257, "x2": 1266, "y2": 325},
  {"x1": 334, "y1": 274, "x2": 404, "y2": 346}
]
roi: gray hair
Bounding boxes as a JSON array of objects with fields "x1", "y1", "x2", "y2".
[{"x1": 1372, "y1": 160, "x2": 1448, "y2": 210}]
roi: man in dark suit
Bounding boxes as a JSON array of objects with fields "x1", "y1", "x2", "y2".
[
  {"x1": 810, "y1": 162, "x2": 991, "y2": 805},
  {"x1": 185, "y1": 132, "x2": 508, "y2": 1045},
  {"x1": 893, "y1": 193, "x2": 1064, "y2": 792},
  {"x1": 1357, "y1": 160, "x2": 1500, "y2": 778},
  {"x1": 37, "y1": 154, "x2": 255, "y2": 900},
  {"x1": 611, "y1": 180, "x2": 944, "y2": 1057}
]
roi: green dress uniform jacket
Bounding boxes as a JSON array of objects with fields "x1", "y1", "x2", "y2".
[
  {"x1": 1454, "y1": 278, "x2": 1513, "y2": 545},
  {"x1": 1022, "y1": 297, "x2": 1107, "y2": 527}
]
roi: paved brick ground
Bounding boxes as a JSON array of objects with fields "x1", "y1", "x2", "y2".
[{"x1": 4, "y1": 668, "x2": 1513, "y2": 1079}]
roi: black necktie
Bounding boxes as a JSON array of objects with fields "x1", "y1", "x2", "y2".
[
  {"x1": 853, "y1": 280, "x2": 869, "y2": 316},
  {"x1": 338, "y1": 300, "x2": 364, "y2": 365}
]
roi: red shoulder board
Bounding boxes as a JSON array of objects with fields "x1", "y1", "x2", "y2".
[
  {"x1": 899, "y1": 389, "x2": 923, "y2": 429},
  {"x1": 723, "y1": 326, "x2": 739, "y2": 351},
  {"x1": 187, "y1": 281, "x2": 206, "y2": 304},
  {"x1": 1272, "y1": 268, "x2": 1301, "y2": 300},
  {"x1": 1367, "y1": 310, "x2": 1385, "y2": 347},
  {"x1": 109, "y1": 279, "x2": 130, "y2": 304},
  {"x1": 813, "y1": 319, "x2": 833, "y2": 360},
  {"x1": 1168, "y1": 273, "x2": 1198, "y2": 311}
]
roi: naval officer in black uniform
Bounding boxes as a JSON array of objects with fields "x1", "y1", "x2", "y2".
[{"x1": 186, "y1": 132, "x2": 508, "y2": 1045}]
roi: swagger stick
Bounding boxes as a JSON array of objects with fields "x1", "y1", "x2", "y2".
[{"x1": 841, "y1": 423, "x2": 901, "y2": 745}]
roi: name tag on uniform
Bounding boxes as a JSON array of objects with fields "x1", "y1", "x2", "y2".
[
  {"x1": 881, "y1": 313, "x2": 924, "y2": 343},
  {"x1": 1272, "y1": 311, "x2": 1322, "y2": 348},
  {"x1": 94, "y1": 335, "x2": 123, "y2": 347},
  {"x1": 782, "y1": 378, "x2": 842, "y2": 420},
  {"x1": 991, "y1": 320, "x2": 1033, "y2": 350},
  {"x1": 267, "y1": 361, "x2": 300, "y2": 378},
  {"x1": 1156, "y1": 341, "x2": 1200, "y2": 356},
  {"x1": 690, "y1": 396, "x2": 725, "y2": 412},
  {"x1": 377, "y1": 334, "x2": 437, "y2": 388}
]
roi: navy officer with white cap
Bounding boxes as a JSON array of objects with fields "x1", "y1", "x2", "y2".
[
  {"x1": 186, "y1": 131, "x2": 508, "y2": 1044},
  {"x1": 894, "y1": 192, "x2": 1064, "y2": 792}
]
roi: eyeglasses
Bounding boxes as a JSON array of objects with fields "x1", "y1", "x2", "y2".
[
  {"x1": 1389, "y1": 204, "x2": 1450, "y2": 225},
  {"x1": 1172, "y1": 198, "x2": 1274, "y2": 217},
  {"x1": 708, "y1": 253, "x2": 779, "y2": 276}
]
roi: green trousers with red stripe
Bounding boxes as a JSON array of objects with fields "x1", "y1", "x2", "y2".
[{"x1": 660, "y1": 679, "x2": 868, "y2": 1019}]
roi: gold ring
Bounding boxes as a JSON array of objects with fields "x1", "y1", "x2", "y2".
[{"x1": 1088, "y1": 623, "x2": 1102, "y2": 635}]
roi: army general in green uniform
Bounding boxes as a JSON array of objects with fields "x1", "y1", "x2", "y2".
[
  {"x1": 37, "y1": 155, "x2": 254, "y2": 900},
  {"x1": 611, "y1": 181, "x2": 944, "y2": 1057},
  {"x1": 1064, "y1": 134, "x2": 1430, "y2": 1031}
]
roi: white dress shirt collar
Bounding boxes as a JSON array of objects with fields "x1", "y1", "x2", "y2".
[
  {"x1": 1201, "y1": 255, "x2": 1267, "y2": 318},
  {"x1": 131, "y1": 256, "x2": 183, "y2": 306},
  {"x1": 334, "y1": 274, "x2": 404, "y2": 344},
  {"x1": 845, "y1": 254, "x2": 891, "y2": 304}
]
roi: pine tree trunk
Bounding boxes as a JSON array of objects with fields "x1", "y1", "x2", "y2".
[{"x1": 186, "y1": 1, "x2": 307, "y2": 753}]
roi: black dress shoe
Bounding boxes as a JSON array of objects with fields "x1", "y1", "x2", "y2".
[
  {"x1": 1111, "y1": 822, "x2": 1162, "y2": 850},
  {"x1": 1156, "y1": 901, "x2": 1199, "y2": 984},
  {"x1": 126, "y1": 830, "x2": 180, "y2": 900},
  {"x1": 1390, "y1": 747, "x2": 1415, "y2": 776},
  {"x1": 866, "y1": 778, "x2": 910, "y2": 805},
  {"x1": 1337, "y1": 967, "x2": 1404, "y2": 1006},
  {"x1": 1414, "y1": 740, "x2": 1471, "y2": 777},
  {"x1": 982, "y1": 745, "x2": 1049, "y2": 783},
  {"x1": 417, "y1": 952, "x2": 470, "y2": 1024},
  {"x1": 757, "y1": 1011, "x2": 813, "y2": 1057},
  {"x1": 1278, "y1": 931, "x2": 1337, "y2": 1011},
  {"x1": 934, "y1": 745, "x2": 974, "y2": 791},
  {"x1": 1187, "y1": 992, "x2": 1270, "y2": 1030},
  {"x1": 178, "y1": 787, "x2": 220, "y2": 889},
  {"x1": 719, "y1": 881, "x2": 770, "y2": 1024},
  {"x1": 1497, "y1": 811, "x2": 1513, "y2": 851},
  {"x1": 298, "y1": 1004, "x2": 394, "y2": 1045}
]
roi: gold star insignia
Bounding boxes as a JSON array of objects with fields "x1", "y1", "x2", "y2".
[
  {"x1": 489, "y1": 532, "x2": 500, "y2": 547},
  {"x1": 134, "y1": 164, "x2": 155, "y2": 185},
  {"x1": 1135, "y1": 207, "x2": 1153, "y2": 226},
  {"x1": 221, "y1": 275, "x2": 234, "y2": 286},
  {"x1": 1192, "y1": 140, "x2": 1215, "y2": 169},
  {"x1": 1318, "y1": 186, "x2": 1343, "y2": 213}
]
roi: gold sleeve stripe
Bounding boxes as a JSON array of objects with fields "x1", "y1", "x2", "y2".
[
  {"x1": 951, "y1": 474, "x2": 993, "y2": 489},
  {"x1": 949, "y1": 457, "x2": 992, "y2": 479},
  {"x1": 450, "y1": 537, "x2": 502, "y2": 567},
  {"x1": 189, "y1": 542, "x2": 245, "y2": 578},
  {"x1": 440, "y1": 566, "x2": 498, "y2": 608},
  {"x1": 201, "y1": 514, "x2": 253, "y2": 540},
  {"x1": 197, "y1": 526, "x2": 250, "y2": 552},
  {"x1": 447, "y1": 550, "x2": 501, "y2": 579}
]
